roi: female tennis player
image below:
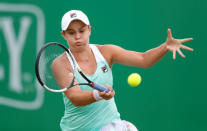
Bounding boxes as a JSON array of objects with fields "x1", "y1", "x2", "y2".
[{"x1": 53, "y1": 10, "x2": 193, "y2": 131}]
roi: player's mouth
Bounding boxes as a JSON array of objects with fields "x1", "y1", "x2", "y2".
[{"x1": 75, "y1": 42, "x2": 83, "y2": 46}]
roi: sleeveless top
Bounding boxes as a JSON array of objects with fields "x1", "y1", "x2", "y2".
[{"x1": 60, "y1": 44, "x2": 121, "y2": 131}]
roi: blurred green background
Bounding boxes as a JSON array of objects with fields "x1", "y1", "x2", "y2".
[{"x1": 0, "y1": 0, "x2": 206, "y2": 131}]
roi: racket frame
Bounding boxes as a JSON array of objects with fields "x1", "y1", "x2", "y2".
[{"x1": 35, "y1": 42, "x2": 109, "y2": 93}]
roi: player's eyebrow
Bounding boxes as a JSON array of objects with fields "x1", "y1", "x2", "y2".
[
  {"x1": 79, "y1": 25, "x2": 88, "y2": 30},
  {"x1": 68, "y1": 25, "x2": 87, "y2": 31}
]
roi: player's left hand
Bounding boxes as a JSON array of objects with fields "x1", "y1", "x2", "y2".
[{"x1": 165, "y1": 28, "x2": 194, "y2": 59}]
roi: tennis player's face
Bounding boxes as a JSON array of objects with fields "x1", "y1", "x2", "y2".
[{"x1": 62, "y1": 20, "x2": 91, "y2": 48}]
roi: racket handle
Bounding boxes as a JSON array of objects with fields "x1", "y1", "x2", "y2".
[{"x1": 92, "y1": 82, "x2": 109, "y2": 93}]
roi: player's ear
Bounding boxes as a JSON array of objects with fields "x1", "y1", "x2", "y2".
[
  {"x1": 61, "y1": 31, "x2": 66, "y2": 40},
  {"x1": 88, "y1": 26, "x2": 91, "y2": 36}
]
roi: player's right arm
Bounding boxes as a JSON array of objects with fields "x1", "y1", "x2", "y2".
[{"x1": 51, "y1": 54, "x2": 114, "y2": 106}]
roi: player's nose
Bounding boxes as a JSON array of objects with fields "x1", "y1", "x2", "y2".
[{"x1": 75, "y1": 33, "x2": 81, "y2": 39}]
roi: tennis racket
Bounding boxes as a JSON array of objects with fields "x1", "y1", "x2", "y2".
[{"x1": 35, "y1": 42, "x2": 109, "y2": 93}]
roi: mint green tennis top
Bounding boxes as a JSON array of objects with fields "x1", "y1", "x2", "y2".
[{"x1": 60, "y1": 44, "x2": 121, "y2": 131}]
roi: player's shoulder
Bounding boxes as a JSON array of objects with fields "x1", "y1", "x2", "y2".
[
  {"x1": 94, "y1": 44, "x2": 121, "y2": 53},
  {"x1": 93, "y1": 44, "x2": 123, "y2": 66},
  {"x1": 52, "y1": 53, "x2": 68, "y2": 70}
]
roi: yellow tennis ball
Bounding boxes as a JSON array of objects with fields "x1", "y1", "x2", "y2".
[{"x1": 128, "y1": 73, "x2": 142, "y2": 87}]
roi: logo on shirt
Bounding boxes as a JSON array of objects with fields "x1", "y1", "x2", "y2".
[{"x1": 101, "y1": 66, "x2": 108, "y2": 73}]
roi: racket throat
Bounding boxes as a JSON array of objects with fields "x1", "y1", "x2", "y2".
[{"x1": 90, "y1": 81, "x2": 95, "y2": 88}]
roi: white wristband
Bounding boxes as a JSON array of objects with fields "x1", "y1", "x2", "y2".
[{"x1": 93, "y1": 90, "x2": 103, "y2": 101}]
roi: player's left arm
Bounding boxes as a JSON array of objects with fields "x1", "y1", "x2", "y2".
[{"x1": 99, "y1": 29, "x2": 193, "y2": 68}]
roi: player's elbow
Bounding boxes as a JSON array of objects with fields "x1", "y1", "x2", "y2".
[
  {"x1": 141, "y1": 55, "x2": 155, "y2": 68},
  {"x1": 138, "y1": 59, "x2": 154, "y2": 68},
  {"x1": 142, "y1": 63, "x2": 154, "y2": 68}
]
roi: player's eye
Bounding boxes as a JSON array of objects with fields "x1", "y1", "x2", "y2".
[
  {"x1": 68, "y1": 32, "x2": 75, "y2": 35},
  {"x1": 79, "y1": 30, "x2": 85, "y2": 33}
]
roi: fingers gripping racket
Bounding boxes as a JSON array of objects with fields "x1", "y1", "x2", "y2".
[{"x1": 35, "y1": 42, "x2": 109, "y2": 93}]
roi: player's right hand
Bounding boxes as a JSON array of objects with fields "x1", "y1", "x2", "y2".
[{"x1": 99, "y1": 85, "x2": 115, "y2": 100}]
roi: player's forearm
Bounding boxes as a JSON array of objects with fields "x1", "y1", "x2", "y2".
[
  {"x1": 142, "y1": 43, "x2": 168, "y2": 67},
  {"x1": 67, "y1": 90, "x2": 97, "y2": 106}
]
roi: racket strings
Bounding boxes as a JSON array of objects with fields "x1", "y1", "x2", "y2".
[{"x1": 38, "y1": 45, "x2": 72, "y2": 90}]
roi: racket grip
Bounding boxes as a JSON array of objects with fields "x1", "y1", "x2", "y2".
[{"x1": 92, "y1": 82, "x2": 109, "y2": 93}]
